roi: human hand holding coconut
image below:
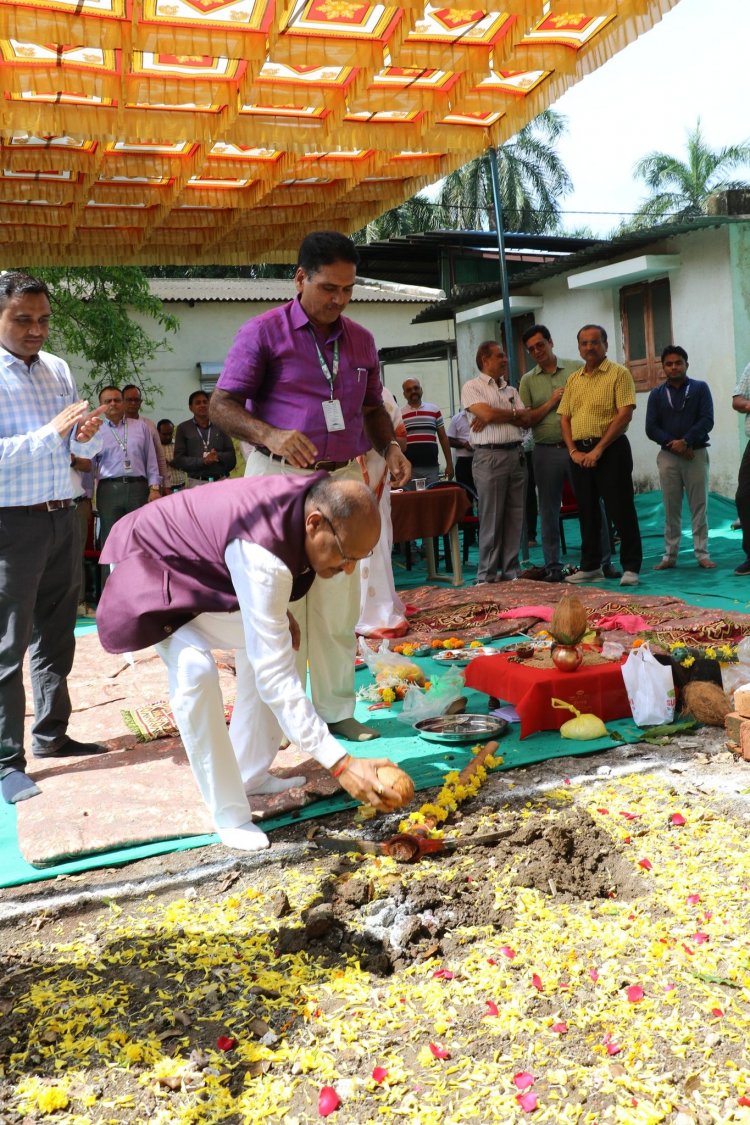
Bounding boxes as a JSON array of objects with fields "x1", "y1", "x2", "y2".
[{"x1": 331, "y1": 754, "x2": 413, "y2": 812}]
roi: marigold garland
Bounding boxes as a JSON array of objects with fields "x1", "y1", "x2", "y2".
[{"x1": 399, "y1": 743, "x2": 502, "y2": 836}]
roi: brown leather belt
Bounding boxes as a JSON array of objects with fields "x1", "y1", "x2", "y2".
[
  {"x1": 256, "y1": 446, "x2": 353, "y2": 472},
  {"x1": 2, "y1": 499, "x2": 76, "y2": 513}
]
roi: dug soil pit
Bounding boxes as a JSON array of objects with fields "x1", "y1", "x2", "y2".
[{"x1": 272, "y1": 805, "x2": 641, "y2": 974}]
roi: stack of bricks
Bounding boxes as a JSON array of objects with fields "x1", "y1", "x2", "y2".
[{"x1": 725, "y1": 684, "x2": 750, "y2": 761}]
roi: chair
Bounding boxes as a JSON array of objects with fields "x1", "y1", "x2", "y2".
[
  {"x1": 426, "y1": 480, "x2": 480, "y2": 568},
  {"x1": 559, "y1": 477, "x2": 578, "y2": 555},
  {"x1": 84, "y1": 507, "x2": 103, "y2": 604}
]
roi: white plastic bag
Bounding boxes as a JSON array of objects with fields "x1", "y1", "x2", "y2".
[
  {"x1": 401, "y1": 669, "x2": 466, "y2": 725},
  {"x1": 621, "y1": 643, "x2": 675, "y2": 727}
]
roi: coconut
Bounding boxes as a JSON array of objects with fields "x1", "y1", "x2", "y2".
[
  {"x1": 376, "y1": 765, "x2": 415, "y2": 806},
  {"x1": 682, "y1": 681, "x2": 732, "y2": 727},
  {"x1": 549, "y1": 595, "x2": 589, "y2": 646}
]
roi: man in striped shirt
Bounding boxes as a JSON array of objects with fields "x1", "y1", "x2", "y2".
[
  {"x1": 558, "y1": 324, "x2": 642, "y2": 587},
  {"x1": 401, "y1": 378, "x2": 453, "y2": 487},
  {"x1": 461, "y1": 340, "x2": 530, "y2": 583}
]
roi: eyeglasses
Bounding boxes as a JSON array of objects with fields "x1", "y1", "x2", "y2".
[{"x1": 319, "y1": 514, "x2": 373, "y2": 563}]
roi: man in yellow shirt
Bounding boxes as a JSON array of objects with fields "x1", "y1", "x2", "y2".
[{"x1": 558, "y1": 324, "x2": 642, "y2": 587}]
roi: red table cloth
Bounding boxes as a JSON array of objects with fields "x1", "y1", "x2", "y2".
[{"x1": 464, "y1": 652, "x2": 631, "y2": 739}]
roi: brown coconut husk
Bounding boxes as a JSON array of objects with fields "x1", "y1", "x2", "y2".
[{"x1": 681, "y1": 681, "x2": 732, "y2": 727}]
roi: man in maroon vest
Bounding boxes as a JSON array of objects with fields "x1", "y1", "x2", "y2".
[{"x1": 97, "y1": 474, "x2": 402, "y2": 851}]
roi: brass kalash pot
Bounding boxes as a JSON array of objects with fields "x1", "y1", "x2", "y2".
[{"x1": 548, "y1": 596, "x2": 588, "y2": 673}]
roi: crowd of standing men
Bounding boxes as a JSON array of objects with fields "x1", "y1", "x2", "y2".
[{"x1": 440, "y1": 322, "x2": 717, "y2": 591}]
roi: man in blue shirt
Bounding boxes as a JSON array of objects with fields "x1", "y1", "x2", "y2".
[
  {"x1": 0, "y1": 272, "x2": 107, "y2": 805},
  {"x1": 645, "y1": 345, "x2": 714, "y2": 570}
]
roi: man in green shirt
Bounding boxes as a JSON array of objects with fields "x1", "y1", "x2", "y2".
[{"x1": 519, "y1": 324, "x2": 619, "y2": 582}]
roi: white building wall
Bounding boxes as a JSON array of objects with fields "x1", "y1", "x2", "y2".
[
  {"x1": 498, "y1": 227, "x2": 739, "y2": 496},
  {"x1": 125, "y1": 298, "x2": 453, "y2": 430}
]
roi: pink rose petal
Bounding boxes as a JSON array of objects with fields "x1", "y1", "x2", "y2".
[
  {"x1": 606, "y1": 1041, "x2": 622, "y2": 1056},
  {"x1": 429, "y1": 1042, "x2": 450, "y2": 1060},
  {"x1": 738, "y1": 1096, "x2": 750, "y2": 1107},
  {"x1": 671, "y1": 813, "x2": 686, "y2": 826},
  {"x1": 483, "y1": 1000, "x2": 499, "y2": 1018},
  {"x1": 372, "y1": 1067, "x2": 388, "y2": 1084},
  {"x1": 513, "y1": 1072, "x2": 535, "y2": 1090},
  {"x1": 531, "y1": 973, "x2": 544, "y2": 992},
  {"x1": 318, "y1": 1087, "x2": 340, "y2": 1117},
  {"x1": 686, "y1": 893, "x2": 701, "y2": 905},
  {"x1": 516, "y1": 1092, "x2": 538, "y2": 1113},
  {"x1": 216, "y1": 1036, "x2": 237, "y2": 1052},
  {"x1": 619, "y1": 810, "x2": 638, "y2": 820},
  {"x1": 693, "y1": 932, "x2": 709, "y2": 944},
  {"x1": 551, "y1": 1022, "x2": 568, "y2": 1034},
  {"x1": 596, "y1": 808, "x2": 609, "y2": 815},
  {"x1": 432, "y1": 968, "x2": 455, "y2": 980},
  {"x1": 589, "y1": 967, "x2": 599, "y2": 982},
  {"x1": 638, "y1": 858, "x2": 653, "y2": 870},
  {"x1": 711, "y1": 1007, "x2": 724, "y2": 1018},
  {"x1": 626, "y1": 985, "x2": 644, "y2": 1003},
  {"x1": 499, "y1": 946, "x2": 517, "y2": 960}
]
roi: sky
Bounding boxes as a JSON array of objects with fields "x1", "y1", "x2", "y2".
[{"x1": 549, "y1": 0, "x2": 749, "y2": 235}]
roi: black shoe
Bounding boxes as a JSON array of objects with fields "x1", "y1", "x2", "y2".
[
  {"x1": 544, "y1": 568, "x2": 564, "y2": 583},
  {"x1": 33, "y1": 737, "x2": 109, "y2": 759},
  {"x1": 734, "y1": 559, "x2": 750, "y2": 576},
  {"x1": 602, "y1": 565, "x2": 622, "y2": 579}
]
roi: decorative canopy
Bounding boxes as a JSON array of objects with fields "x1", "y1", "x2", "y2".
[{"x1": 0, "y1": 0, "x2": 679, "y2": 265}]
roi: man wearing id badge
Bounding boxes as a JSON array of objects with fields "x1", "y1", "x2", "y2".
[{"x1": 211, "y1": 231, "x2": 411, "y2": 750}]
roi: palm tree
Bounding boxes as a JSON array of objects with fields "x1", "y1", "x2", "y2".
[
  {"x1": 436, "y1": 108, "x2": 571, "y2": 233},
  {"x1": 354, "y1": 108, "x2": 571, "y2": 241},
  {"x1": 631, "y1": 119, "x2": 750, "y2": 227}
]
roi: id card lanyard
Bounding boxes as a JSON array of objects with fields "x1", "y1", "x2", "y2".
[
  {"x1": 194, "y1": 421, "x2": 213, "y2": 450},
  {"x1": 109, "y1": 419, "x2": 131, "y2": 471},
  {"x1": 309, "y1": 327, "x2": 345, "y2": 432}
]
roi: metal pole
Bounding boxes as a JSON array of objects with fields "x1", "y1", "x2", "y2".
[
  {"x1": 487, "y1": 146, "x2": 517, "y2": 386},
  {"x1": 447, "y1": 345, "x2": 456, "y2": 417}
]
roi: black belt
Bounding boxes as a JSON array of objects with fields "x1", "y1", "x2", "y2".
[
  {"x1": 188, "y1": 475, "x2": 224, "y2": 483},
  {"x1": 575, "y1": 438, "x2": 600, "y2": 451},
  {"x1": 256, "y1": 446, "x2": 354, "y2": 472},
  {"x1": 99, "y1": 475, "x2": 147, "y2": 484},
  {"x1": 477, "y1": 442, "x2": 521, "y2": 451},
  {"x1": 537, "y1": 441, "x2": 567, "y2": 449},
  {"x1": 1, "y1": 499, "x2": 76, "y2": 513}
]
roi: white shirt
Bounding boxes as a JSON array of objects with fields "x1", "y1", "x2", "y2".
[
  {"x1": 225, "y1": 538, "x2": 345, "y2": 770},
  {"x1": 461, "y1": 374, "x2": 524, "y2": 446}
]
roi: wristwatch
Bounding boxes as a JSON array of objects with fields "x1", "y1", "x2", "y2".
[{"x1": 381, "y1": 439, "x2": 401, "y2": 456}]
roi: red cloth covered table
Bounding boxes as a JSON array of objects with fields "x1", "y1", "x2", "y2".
[{"x1": 464, "y1": 652, "x2": 631, "y2": 738}]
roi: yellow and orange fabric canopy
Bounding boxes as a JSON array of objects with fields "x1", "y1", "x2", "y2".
[{"x1": 0, "y1": 0, "x2": 679, "y2": 265}]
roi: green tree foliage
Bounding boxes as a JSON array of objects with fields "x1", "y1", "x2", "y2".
[
  {"x1": 354, "y1": 109, "x2": 572, "y2": 241},
  {"x1": 630, "y1": 119, "x2": 750, "y2": 228},
  {"x1": 29, "y1": 267, "x2": 179, "y2": 405},
  {"x1": 436, "y1": 108, "x2": 572, "y2": 233}
]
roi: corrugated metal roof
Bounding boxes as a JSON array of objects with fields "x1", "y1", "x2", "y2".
[
  {"x1": 411, "y1": 214, "x2": 750, "y2": 323},
  {"x1": 148, "y1": 278, "x2": 439, "y2": 304}
]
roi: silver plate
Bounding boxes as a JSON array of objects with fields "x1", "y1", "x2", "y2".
[
  {"x1": 414, "y1": 714, "x2": 509, "y2": 744},
  {"x1": 432, "y1": 646, "x2": 497, "y2": 665}
]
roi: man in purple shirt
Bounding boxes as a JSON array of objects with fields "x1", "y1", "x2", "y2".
[
  {"x1": 92, "y1": 386, "x2": 161, "y2": 555},
  {"x1": 211, "y1": 231, "x2": 410, "y2": 745}
]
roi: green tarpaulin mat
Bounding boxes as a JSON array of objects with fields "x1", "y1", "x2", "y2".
[{"x1": 6, "y1": 489, "x2": 745, "y2": 889}]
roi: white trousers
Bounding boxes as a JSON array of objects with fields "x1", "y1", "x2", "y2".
[
  {"x1": 244, "y1": 451, "x2": 362, "y2": 722},
  {"x1": 356, "y1": 461, "x2": 406, "y2": 636},
  {"x1": 156, "y1": 611, "x2": 285, "y2": 829}
]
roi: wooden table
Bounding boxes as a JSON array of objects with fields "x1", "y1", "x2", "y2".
[
  {"x1": 390, "y1": 486, "x2": 469, "y2": 587},
  {"x1": 464, "y1": 651, "x2": 630, "y2": 738}
]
